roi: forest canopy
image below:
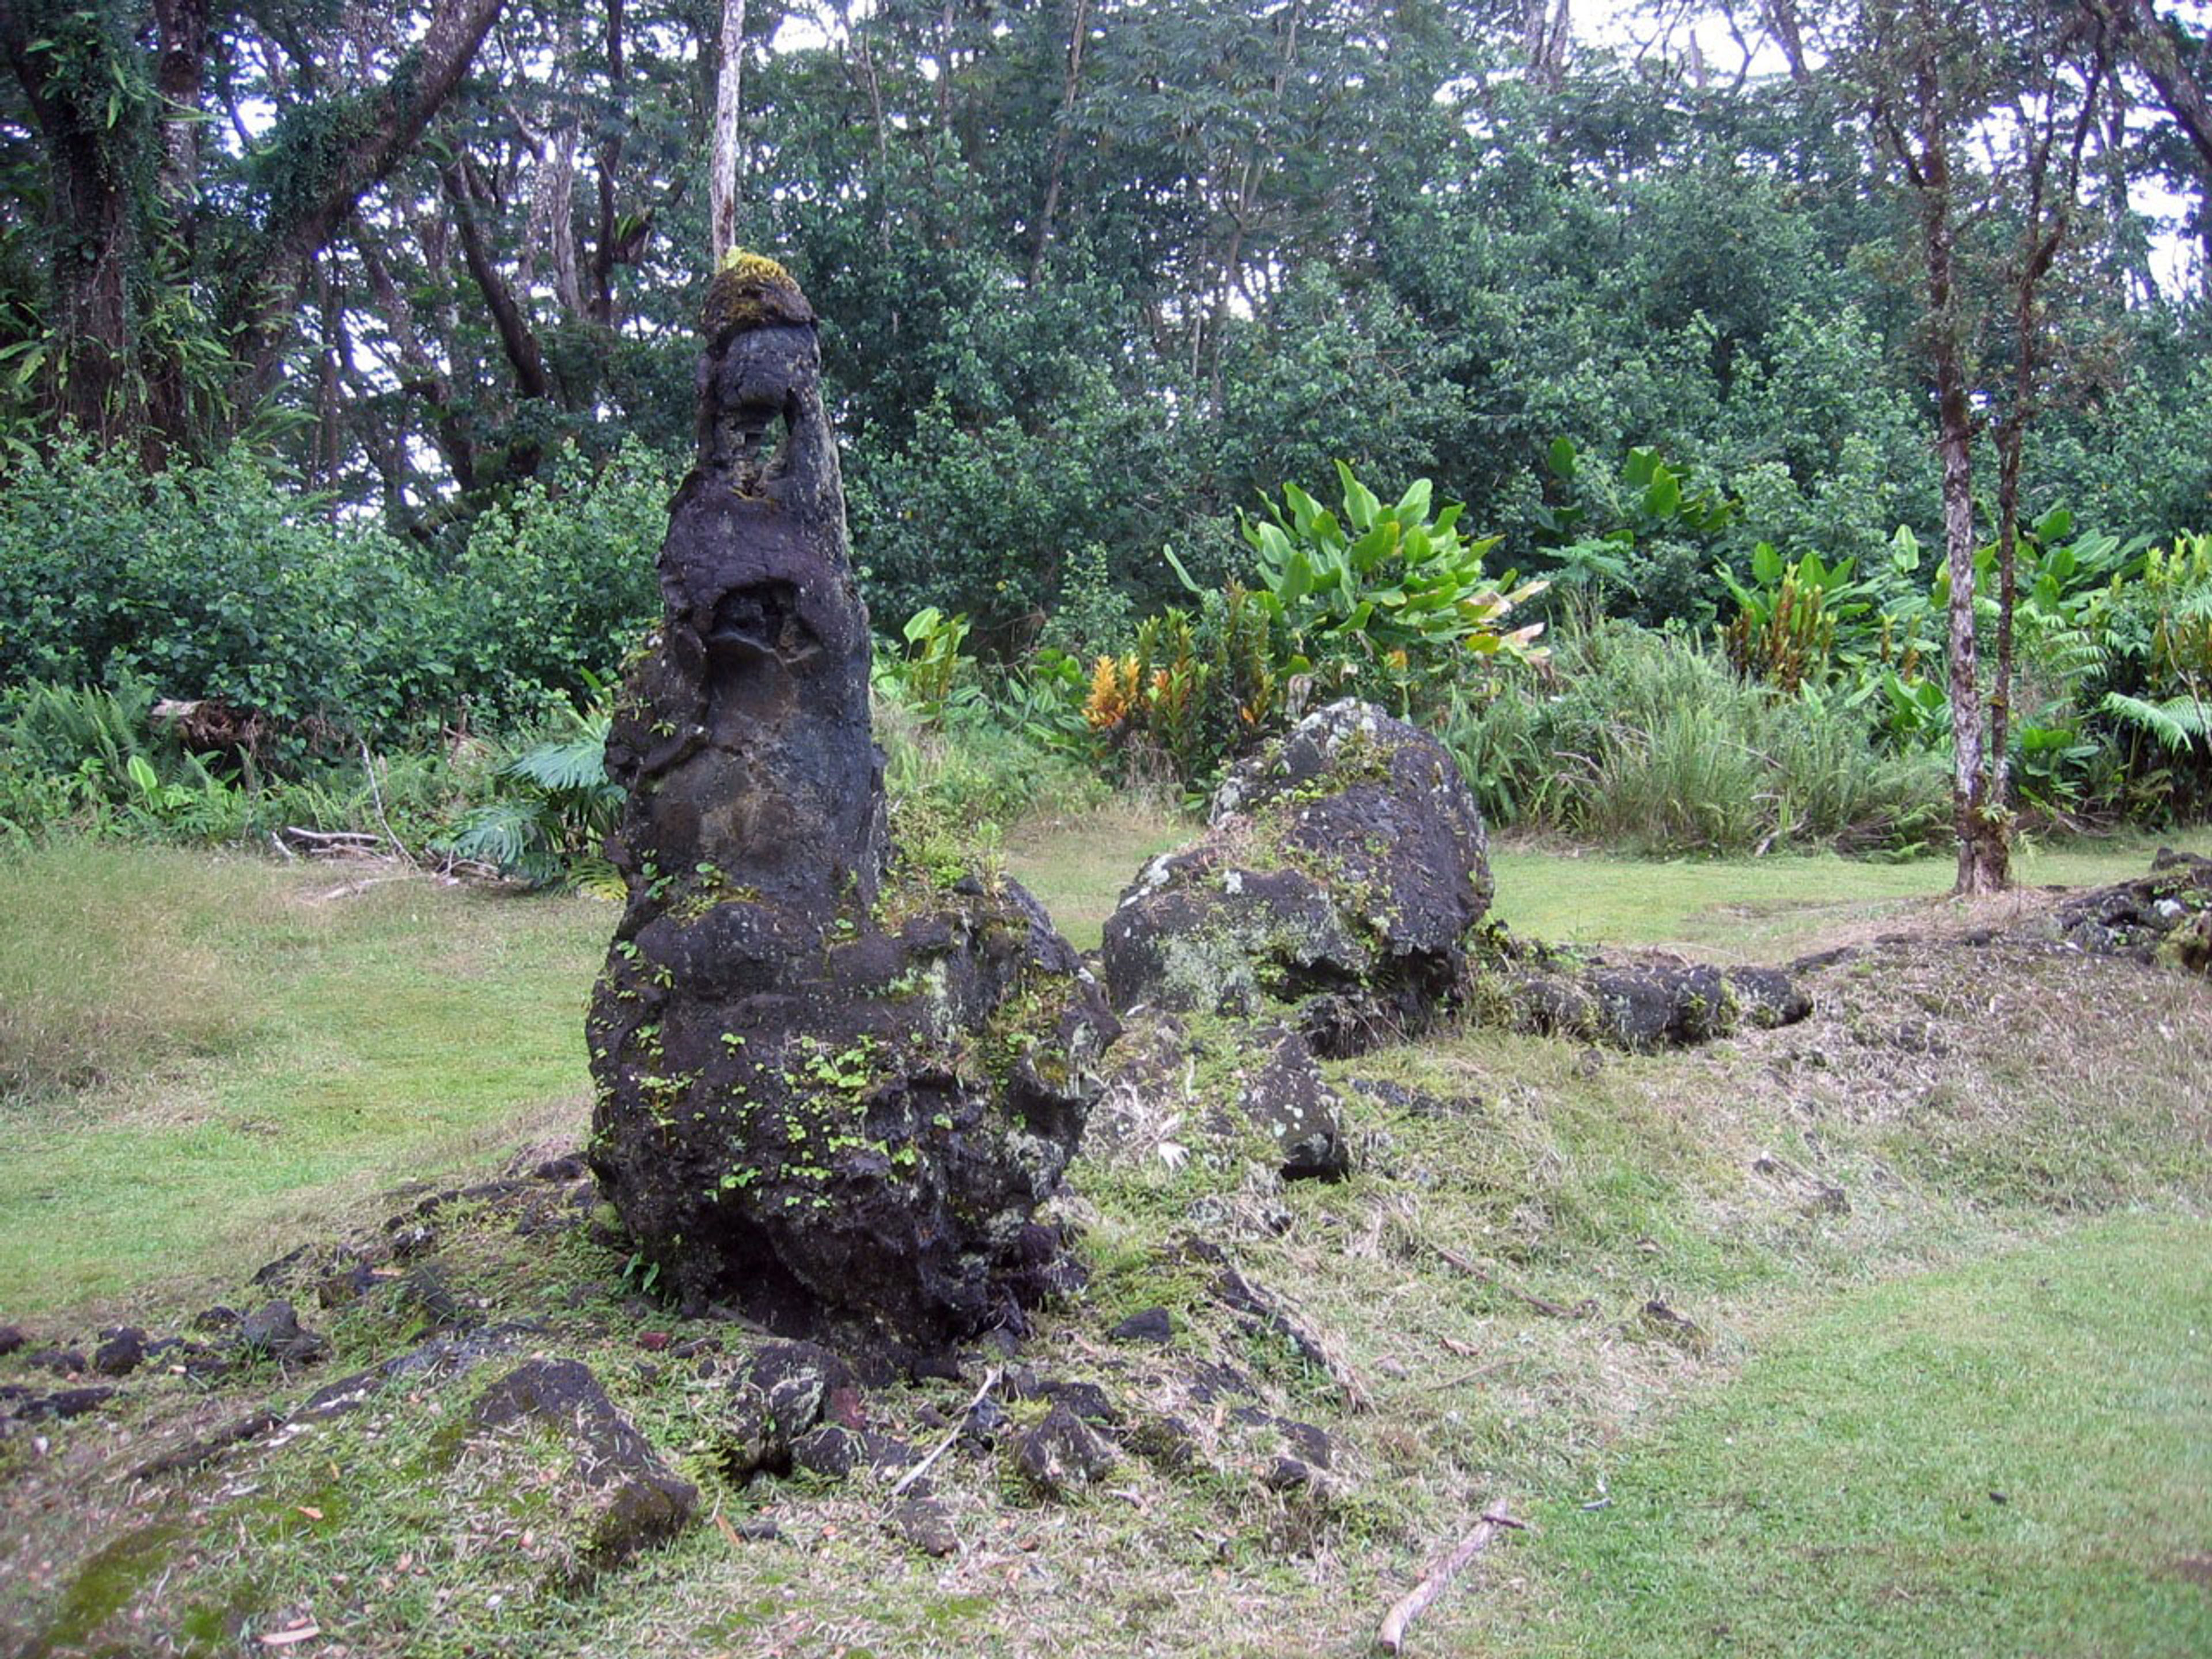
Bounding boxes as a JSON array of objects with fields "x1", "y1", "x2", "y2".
[{"x1": 0, "y1": 0, "x2": 2204, "y2": 635}]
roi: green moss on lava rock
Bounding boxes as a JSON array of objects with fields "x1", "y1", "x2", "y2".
[{"x1": 702, "y1": 249, "x2": 816, "y2": 340}]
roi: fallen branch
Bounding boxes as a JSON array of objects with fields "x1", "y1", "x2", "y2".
[
  {"x1": 358, "y1": 739, "x2": 416, "y2": 868},
  {"x1": 886, "y1": 1366, "x2": 1000, "y2": 1502},
  {"x1": 1376, "y1": 1507, "x2": 1528, "y2": 1654},
  {"x1": 1430, "y1": 1243, "x2": 1594, "y2": 1319},
  {"x1": 281, "y1": 827, "x2": 383, "y2": 846}
]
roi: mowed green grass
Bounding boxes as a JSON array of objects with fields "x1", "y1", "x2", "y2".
[
  {"x1": 0, "y1": 844, "x2": 607, "y2": 1315},
  {"x1": 1468, "y1": 1214, "x2": 2212, "y2": 1657},
  {"x1": 1490, "y1": 830, "x2": 2212, "y2": 959}
]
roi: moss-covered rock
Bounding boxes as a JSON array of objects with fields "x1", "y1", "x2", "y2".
[
  {"x1": 1101, "y1": 700, "x2": 1493, "y2": 1055},
  {"x1": 589, "y1": 261, "x2": 1114, "y2": 1355}
]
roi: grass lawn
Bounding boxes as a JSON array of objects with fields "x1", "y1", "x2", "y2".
[
  {"x1": 1488, "y1": 829, "x2": 2212, "y2": 960},
  {"x1": 1467, "y1": 1214, "x2": 2212, "y2": 1657},
  {"x1": 0, "y1": 844, "x2": 607, "y2": 1316}
]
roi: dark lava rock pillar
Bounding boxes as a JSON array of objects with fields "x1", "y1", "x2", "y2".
[
  {"x1": 588, "y1": 256, "x2": 1115, "y2": 1354},
  {"x1": 604, "y1": 253, "x2": 883, "y2": 922}
]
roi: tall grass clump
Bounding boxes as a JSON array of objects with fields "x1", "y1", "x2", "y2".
[
  {"x1": 873, "y1": 675, "x2": 1109, "y2": 827},
  {"x1": 1444, "y1": 619, "x2": 1948, "y2": 854},
  {"x1": 0, "y1": 842, "x2": 267, "y2": 1100}
]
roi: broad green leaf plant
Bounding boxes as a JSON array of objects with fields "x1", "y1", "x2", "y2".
[{"x1": 1176, "y1": 461, "x2": 1546, "y2": 714}]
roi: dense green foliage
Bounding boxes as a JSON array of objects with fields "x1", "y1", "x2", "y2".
[{"x1": 3, "y1": 3, "x2": 2210, "y2": 868}]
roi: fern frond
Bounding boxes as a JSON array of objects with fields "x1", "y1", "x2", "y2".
[
  {"x1": 2100, "y1": 691, "x2": 2211, "y2": 751},
  {"x1": 502, "y1": 719, "x2": 612, "y2": 794}
]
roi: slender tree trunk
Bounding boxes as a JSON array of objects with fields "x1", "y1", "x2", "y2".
[
  {"x1": 1991, "y1": 412, "x2": 2021, "y2": 813},
  {"x1": 590, "y1": 0, "x2": 627, "y2": 325},
  {"x1": 710, "y1": 0, "x2": 747, "y2": 263},
  {"x1": 1029, "y1": 0, "x2": 1092, "y2": 283},
  {"x1": 151, "y1": 0, "x2": 212, "y2": 218},
  {"x1": 1764, "y1": 0, "x2": 1813, "y2": 84},
  {"x1": 1908, "y1": 68, "x2": 2008, "y2": 894}
]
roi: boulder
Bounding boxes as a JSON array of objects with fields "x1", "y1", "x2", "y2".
[
  {"x1": 1103, "y1": 700, "x2": 1492, "y2": 1055},
  {"x1": 588, "y1": 256, "x2": 1115, "y2": 1351}
]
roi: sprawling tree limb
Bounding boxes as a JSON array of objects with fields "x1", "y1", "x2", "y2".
[
  {"x1": 441, "y1": 157, "x2": 551, "y2": 406},
  {"x1": 266, "y1": 0, "x2": 506, "y2": 270},
  {"x1": 2092, "y1": 0, "x2": 2212, "y2": 172}
]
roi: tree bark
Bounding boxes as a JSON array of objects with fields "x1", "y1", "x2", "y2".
[
  {"x1": 1029, "y1": 0, "x2": 1093, "y2": 283},
  {"x1": 151, "y1": 0, "x2": 213, "y2": 218},
  {"x1": 710, "y1": 0, "x2": 747, "y2": 263},
  {"x1": 1900, "y1": 47, "x2": 2009, "y2": 894},
  {"x1": 0, "y1": 0, "x2": 145, "y2": 445}
]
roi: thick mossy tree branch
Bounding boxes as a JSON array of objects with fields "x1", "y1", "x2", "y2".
[{"x1": 226, "y1": 0, "x2": 506, "y2": 385}]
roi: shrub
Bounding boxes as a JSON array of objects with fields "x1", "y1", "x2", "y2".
[{"x1": 0, "y1": 440, "x2": 673, "y2": 754}]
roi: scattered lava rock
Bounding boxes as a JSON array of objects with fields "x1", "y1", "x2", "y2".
[
  {"x1": 2028, "y1": 849, "x2": 2212, "y2": 974},
  {"x1": 1486, "y1": 934, "x2": 1811, "y2": 1051},
  {"x1": 1108, "y1": 1306, "x2": 1174, "y2": 1344},
  {"x1": 24, "y1": 1347, "x2": 86, "y2": 1377},
  {"x1": 1238, "y1": 1028, "x2": 1351, "y2": 1180},
  {"x1": 1011, "y1": 1401, "x2": 1118, "y2": 1498},
  {"x1": 11, "y1": 1386, "x2": 115, "y2": 1422},
  {"x1": 238, "y1": 1301, "x2": 329, "y2": 1368},
  {"x1": 468, "y1": 1358, "x2": 698, "y2": 1582},
  {"x1": 890, "y1": 1496, "x2": 960, "y2": 1556},
  {"x1": 723, "y1": 1341, "x2": 853, "y2": 1479},
  {"x1": 92, "y1": 1328, "x2": 146, "y2": 1378}
]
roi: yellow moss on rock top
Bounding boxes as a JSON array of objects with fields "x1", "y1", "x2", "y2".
[{"x1": 703, "y1": 248, "x2": 816, "y2": 338}]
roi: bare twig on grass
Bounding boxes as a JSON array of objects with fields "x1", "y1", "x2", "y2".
[
  {"x1": 1375, "y1": 1507, "x2": 1528, "y2": 1654},
  {"x1": 281, "y1": 827, "x2": 382, "y2": 846},
  {"x1": 358, "y1": 739, "x2": 417, "y2": 867},
  {"x1": 886, "y1": 1366, "x2": 1000, "y2": 1502}
]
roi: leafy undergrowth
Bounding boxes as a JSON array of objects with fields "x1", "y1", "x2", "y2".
[{"x1": 0, "y1": 838, "x2": 2207, "y2": 1656}]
